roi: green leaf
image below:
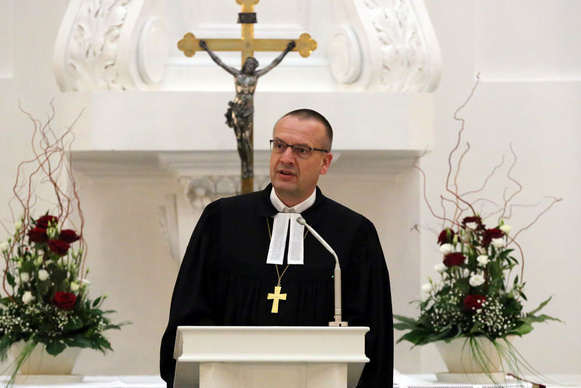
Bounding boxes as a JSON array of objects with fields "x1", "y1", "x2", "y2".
[
  {"x1": 45, "y1": 340, "x2": 67, "y2": 356},
  {"x1": 38, "y1": 279, "x2": 51, "y2": 296},
  {"x1": 512, "y1": 322, "x2": 534, "y2": 336},
  {"x1": 527, "y1": 296, "x2": 553, "y2": 316},
  {"x1": 393, "y1": 315, "x2": 420, "y2": 326},
  {"x1": 92, "y1": 296, "x2": 103, "y2": 309}
]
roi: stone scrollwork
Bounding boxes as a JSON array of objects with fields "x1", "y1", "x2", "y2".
[
  {"x1": 332, "y1": 0, "x2": 441, "y2": 92},
  {"x1": 367, "y1": 0, "x2": 441, "y2": 92},
  {"x1": 54, "y1": 0, "x2": 168, "y2": 91},
  {"x1": 180, "y1": 175, "x2": 270, "y2": 210}
]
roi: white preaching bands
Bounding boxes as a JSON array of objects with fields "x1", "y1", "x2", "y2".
[{"x1": 266, "y1": 188, "x2": 316, "y2": 265}]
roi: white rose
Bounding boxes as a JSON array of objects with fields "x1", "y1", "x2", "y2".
[
  {"x1": 70, "y1": 282, "x2": 79, "y2": 292},
  {"x1": 499, "y1": 224, "x2": 512, "y2": 235},
  {"x1": 492, "y1": 237, "x2": 505, "y2": 249},
  {"x1": 81, "y1": 279, "x2": 90, "y2": 287},
  {"x1": 421, "y1": 282, "x2": 432, "y2": 293},
  {"x1": 477, "y1": 255, "x2": 489, "y2": 266},
  {"x1": 439, "y1": 243, "x2": 453, "y2": 255},
  {"x1": 22, "y1": 291, "x2": 34, "y2": 304},
  {"x1": 20, "y1": 272, "x2": 30, "y2": 283},
  {"x1": 434, "y1": 263, "x2": 447, "y2": 273},
  {"x1": 14, "y1": 220, "x2": 22, "y2": 231},
  {"x1": 469, "y1": 273, "x2": 485, "y2": 287},
  {"x1": 38, "y1": 269, "x2": 49, "y2": 281},
  {"x1": 465, "y1": 222, "x2": 478, "y2": 231},
  {"x1": 0, "y1": 241, "x2": 9, "y2": 252}
]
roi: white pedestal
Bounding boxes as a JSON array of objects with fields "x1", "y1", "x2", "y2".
[{"x1": 173, "y1": 326, "x2": 369, "y2": 388}]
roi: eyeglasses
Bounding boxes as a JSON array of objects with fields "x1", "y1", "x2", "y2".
[{"x1": 269, "y1": 139, "x2": 329, "y2": 159}]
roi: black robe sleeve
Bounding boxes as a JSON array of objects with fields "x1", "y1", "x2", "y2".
[
  {"x1": 342, "y1": 217, "x2": 393, "y2": 388},
  {"x1": 159, "y1": 201, "x2": 220, "y2": 386}
]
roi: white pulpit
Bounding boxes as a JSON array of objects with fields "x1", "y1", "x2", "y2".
[{"x1": 173, "y1": 326, "x2": 369, "y2": 388}]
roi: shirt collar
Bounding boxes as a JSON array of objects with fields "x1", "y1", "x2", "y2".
[{"x1": 270, "y1": 188, "x2": 316, "y2": 213}]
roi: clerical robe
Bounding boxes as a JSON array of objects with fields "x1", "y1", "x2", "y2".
[{"x1": 160, "y1": 185, "x2": 393, "y2": 388}]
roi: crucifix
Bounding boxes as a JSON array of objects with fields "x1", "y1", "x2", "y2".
[{"x1": 178, "y1": 0, "x2": 317, "y2": 194}]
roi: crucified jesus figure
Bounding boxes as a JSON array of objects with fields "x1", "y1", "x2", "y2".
[{"x1": 199, "y1": 40, "x2": 296, "y2": 181}]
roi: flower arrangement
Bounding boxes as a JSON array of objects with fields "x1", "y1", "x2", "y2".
[
  {"x1": 0, "y1": 103, "x2": 123, "y2": 382},
  {"x1": 393, "y1": 79, "x2": 561, "y2": 377},
  {"x1": 394, "y1": 215, "x2": 556, "y2": 345}
]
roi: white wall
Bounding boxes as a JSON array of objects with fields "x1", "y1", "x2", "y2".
[
  {"x1": 0, "y1": 0, "x2": 579, "y2": 376},
  {"x1": 408, "y1": 0, "x2": 581, "y2": 374}
]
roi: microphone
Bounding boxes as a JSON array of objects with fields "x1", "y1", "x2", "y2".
[{"x1": 296, "y1": 217, "x2": 348, "y2": 327}]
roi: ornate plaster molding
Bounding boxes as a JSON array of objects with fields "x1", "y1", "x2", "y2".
[
  {"x1": 53, "y1": 0, "x2": 168, "y2": 91},
  {"x1": 331, "y1": 0, "x2": 441, "y2": 91}
]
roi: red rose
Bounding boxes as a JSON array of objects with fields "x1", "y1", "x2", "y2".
[
  {"x1": 482, "y1": 228, "x2": 505, "y2": 247},
  {"x1": 36, "y1": 215, "x2": 58, "y2": 229},
  {"x1": 53, "y1": 291, "x2": 77, "y2": 310},
  {"x1": 59, "y1": 229, "x2": 80, "y2": 243},
  {"x1": 27, "y1": 227, "x2": 48, "y2": 243},
  {"x1": 464, "y1": 294, "x2": 487, "y2": 311},
  {"x1": 437, "y1": 228, "x2": 455, "y2": 245},
  {"x1": 48, "y1": 240, "x2": 71, "y2": 256},
  {"x1": 443, "y1": 252, "x2": 466, "y2": 267}
]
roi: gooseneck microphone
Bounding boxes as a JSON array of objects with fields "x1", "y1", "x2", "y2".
[{"x1": 296, "y1": 217, "x2": 348, "y2": 327}]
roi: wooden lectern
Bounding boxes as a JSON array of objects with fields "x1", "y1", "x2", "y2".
[{"x1": 173, "y1": 326, "x2": 369, "y2": 388}]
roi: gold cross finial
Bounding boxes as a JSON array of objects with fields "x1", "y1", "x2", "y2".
[{"x1": 177, "y1": 1, "x2": 317, "y2": 66}]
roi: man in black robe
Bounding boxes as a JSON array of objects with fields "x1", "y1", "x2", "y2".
[{"x1": 160, "y1": 109, "x2": 393, "y2": 387}]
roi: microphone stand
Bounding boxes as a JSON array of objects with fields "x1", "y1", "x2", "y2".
[{"x1": 297, "y1": 217, "x2": 348, "y2": 327}]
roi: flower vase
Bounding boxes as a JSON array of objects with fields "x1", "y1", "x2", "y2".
[
  {"x1": 435, "y1": 336, "x2": 512, "y2": 384},
  {"x1": 8, "y1": 343, "x2": 83, "y2": 384}
]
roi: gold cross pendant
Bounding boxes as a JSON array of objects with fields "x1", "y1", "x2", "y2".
[{"x1": 267, "y1": 285, "x2": 287, "y2": 313}]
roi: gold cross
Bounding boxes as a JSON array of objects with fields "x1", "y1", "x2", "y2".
[
  {"x1": 267, "y1": 285, "x2": 287, "y2": 314},
  {"x1": 177, "y1": 0, "x2": 317, "y2": 66}
]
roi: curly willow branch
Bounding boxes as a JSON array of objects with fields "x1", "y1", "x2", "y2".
[{"x1": 2, "y1": 101, "x2": 86, "y2": 296}]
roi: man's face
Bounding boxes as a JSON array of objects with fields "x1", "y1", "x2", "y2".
[{"x1": 270, "y1": 115, "x2": 333, "y2": 207}]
